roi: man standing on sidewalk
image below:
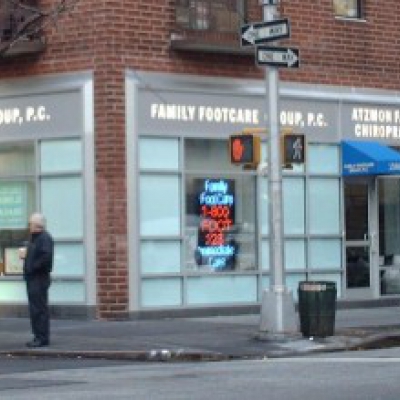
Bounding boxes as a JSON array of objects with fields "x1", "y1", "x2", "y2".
[{"x1": 20, "y1": 213, "x2": 54, "y2": 348}]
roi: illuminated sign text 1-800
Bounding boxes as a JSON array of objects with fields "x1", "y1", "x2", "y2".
[{"x1": 196, "y1": 179, "x2": 236, "y2": 270}]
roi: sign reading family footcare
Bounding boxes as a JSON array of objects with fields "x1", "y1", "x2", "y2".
[
  {"x1": 195, "y1": 179, "x2": 237, "y2": 271},
  {"x1": 0, "y1": 91, "x2": 83, "y2": 139},
  {"x1": 0, "y1": 182, "x2": 28, "y2": 229},
  {"x1": 138, "y1": 89, "x2": 339, "y2": 141}
]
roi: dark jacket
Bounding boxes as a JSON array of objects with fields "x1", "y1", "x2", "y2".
[{"x1": 23, "y1": 230, "x2": 54, "y2": 279}]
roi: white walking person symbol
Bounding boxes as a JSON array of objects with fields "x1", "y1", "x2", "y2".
[{"x1": 293, "y1": 137, "x2": 303, "y2": 160}]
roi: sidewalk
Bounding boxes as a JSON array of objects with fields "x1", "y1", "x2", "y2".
[{"x1": 0, "y1": 306, "x2": 400, "y2": 361}]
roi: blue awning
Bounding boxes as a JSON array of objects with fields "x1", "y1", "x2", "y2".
[{"x1": 342, "y1": 140, "x2": 400, "y2": 176}]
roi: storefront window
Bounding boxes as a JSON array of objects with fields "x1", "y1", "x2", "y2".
[
  {"x1": 285, "y1": 239, "x2": 306, "y2": 270},
  {"x1": 41, "y1": 176, "x2": 83, "y2": 238},
  {"x1": 140, "y1": 175, "x2": 181, "y2": 236},
  {"x1": 184, "y1": 138, "x2": 258, "y2": 272},
  {"x1": 309, "y1": 144, "x2": 340, "y2": 175},
  {"x1": 0, "y1": 143, "x2": 35, "y2": 175},
  {"x1": 0, "y1": 143, "x2": 35, "y2": 275},
  {"x1": 0, "y1": 138, "x2": 85, "y2": 290},
  {"x1": 379, "y1": 178, "x2": 400, "y2": 295},
  {"x1": 309, "y1": 178, "x2": 341, "y2": 234},
  {"x1": 283, "y1": 178, "x2": 305, "y2": 234},
  {"x1": 141, "y1": 240, "x2": 181, "y2": 274},
  {"x1": 40, "y1": 139, "x2": 82, "y2": 173},
  {"x1": 139, "y1": 137, "x2": 180, "y2": 171}
]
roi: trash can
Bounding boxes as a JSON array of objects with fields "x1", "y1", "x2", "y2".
[{"x1": 298, "y1": 281, "x2": 337, "y2": 338}]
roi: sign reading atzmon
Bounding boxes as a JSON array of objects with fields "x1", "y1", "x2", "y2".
[{"x1": 342, "y1": 104, "x2": 400, "y2": 141}]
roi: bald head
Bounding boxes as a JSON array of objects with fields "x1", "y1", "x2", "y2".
[{"x1": 29, "y1": 213, "x2": 46, "y2": 233}]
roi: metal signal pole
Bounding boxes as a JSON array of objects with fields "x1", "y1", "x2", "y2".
[{"x1": 259, "y1": 0, "x2": 297, "y2": 334}]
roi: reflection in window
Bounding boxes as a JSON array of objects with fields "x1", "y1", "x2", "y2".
[
  {"x1": 0, "y1": 181, "x2": 34, "y2": 275},
  {"x1": 0, "y1": 143, "x2": 35, "y2": 275},
  {"x1": 333, "y1": 0, "x2": 362, "y2": 18},
  {"x1": 185, "y1": 175, "x2": 257, "y2": 272}
]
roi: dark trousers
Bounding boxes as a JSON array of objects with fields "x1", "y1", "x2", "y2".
[{"x1": 26, "y1": 274, "x2": 51, "y2": 343}]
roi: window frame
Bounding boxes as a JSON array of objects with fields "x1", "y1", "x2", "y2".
[{"x1": 333, "y1": 0, "x2": 363, "y2": 20}]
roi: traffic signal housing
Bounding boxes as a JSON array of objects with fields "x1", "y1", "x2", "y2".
[
  {"x1": 281, "y1": 133, "x2": 306, "y2": 165},
  {"x1": 229, "y1": 133, "x2": 261, "y2": 168}
]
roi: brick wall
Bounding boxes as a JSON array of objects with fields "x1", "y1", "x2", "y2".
[{"x1": 1, "y1": 0, "x2": 399, "y2": 319}]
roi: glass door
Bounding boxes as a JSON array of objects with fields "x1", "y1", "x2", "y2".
[
  {"x1": 378, "y1": 177, "x2": 400, "y2": 296},
  {"x1": 344, "y1": 180, "x2": 372, "y2": 296}
]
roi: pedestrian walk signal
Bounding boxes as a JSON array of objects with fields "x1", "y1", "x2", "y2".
[
  {"x1": 281, "y1": 133, "x2": 306, "y2": 164},
  {"x1": 229, "y1": 134, "x2": 261, "y2": 168}
]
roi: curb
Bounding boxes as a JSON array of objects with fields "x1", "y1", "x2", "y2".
[
  {"x1": 1, "y1": 331, "x2": 399, "y2": 362},
  {"x1": 0, "y1": 349, "x2": 231, "y2": 362}
]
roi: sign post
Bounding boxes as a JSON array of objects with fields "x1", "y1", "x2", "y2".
[{"x1": 258, "y1": 0, "x2": 298, "y2": 334}]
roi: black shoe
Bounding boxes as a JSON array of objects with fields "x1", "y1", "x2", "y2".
[{"x1": 26, "y1": 338, "x2": 49, "y2": 348}]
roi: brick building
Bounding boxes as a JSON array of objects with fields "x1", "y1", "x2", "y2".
[{"x1": 0, "y1": 0, "x2": 400, "y2": 319}]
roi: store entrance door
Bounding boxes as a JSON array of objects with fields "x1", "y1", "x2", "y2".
[
  {"x1": 344, "y1": 179, "x2": 376, "y2": 298},
  {"x1": 378, "y1": 177, "x2": 400, "y2": 296}
]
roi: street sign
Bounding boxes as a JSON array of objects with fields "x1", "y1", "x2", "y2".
[
  {"x1": 241, "y1": 18, "x2": 290, "y2": 47},
  {"x1": 256, "y1": 46, "x2": 300, "y2": 68},
  {"x1": 259, "y1": 0, "x2": 279, "y2": 4}
]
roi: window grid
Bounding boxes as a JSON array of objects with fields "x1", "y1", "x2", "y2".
[
  {"x1": 0, "y1": 139, "x2": 85, "y2": 302},
  {"x1": 139, "y1": 137, "x2": 343, "y2": 307}
]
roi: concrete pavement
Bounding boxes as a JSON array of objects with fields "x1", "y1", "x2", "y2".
[{"x1": 0, "y1": 306, "x2": 400, "y2": 361}]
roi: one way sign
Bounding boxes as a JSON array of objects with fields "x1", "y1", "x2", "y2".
[
  {"x1": 241, "y1": 19, "x2": 290, "y2": 46},
  {"x1": 256, "y1": 46, "x2": 300, "y2": 68}
]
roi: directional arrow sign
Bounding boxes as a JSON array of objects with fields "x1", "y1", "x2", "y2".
[
  {"x1": 241, "y1": 18, "x2": 290, "y2": 47},
  {"x1": 256, "y1": 46, "x2": 300, "y2": 68}
]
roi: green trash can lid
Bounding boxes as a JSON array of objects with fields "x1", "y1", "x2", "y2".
[{"x1": 298, "y1": 281, "x2": 336, "y2": 292}]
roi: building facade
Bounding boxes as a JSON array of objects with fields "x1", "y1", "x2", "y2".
[{"x1": 0, "y1": 0, "x2": 400, "y2": 319}]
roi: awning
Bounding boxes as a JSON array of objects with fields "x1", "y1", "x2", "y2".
[{"x1": 342, "y1": 140, "x2": 400, "y2": 176}]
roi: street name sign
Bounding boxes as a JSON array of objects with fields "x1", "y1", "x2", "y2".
[
  {"x1": 259, "y1": 0, "x2": 279, "y2": 4},
  {"x1": 241, "y1": 18, "x2": 290, "y2": 47},
  {"x1": 256, "y1": 46, "x2": 300, "y2": 68}
]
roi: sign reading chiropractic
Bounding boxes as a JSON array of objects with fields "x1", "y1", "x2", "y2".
[{"x1": 346, "y1": 106, "x2": 400, "y2": 140}]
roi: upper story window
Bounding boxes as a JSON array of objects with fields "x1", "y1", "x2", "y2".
[
  {"x1": 176, "y1": 0, "x2": 244, "y2": 32},
  {"x1": 333, "y1": 0, "x2": 363, "y2": 19},
  {"x1": 0, "y1": 0, "x2": 44, "y2": 57}
]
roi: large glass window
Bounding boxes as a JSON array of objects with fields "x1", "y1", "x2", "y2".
[
  {"x1": 41, "y1": 177, "x2": 83, "y2": 238},
  {"x1": 184, "y1": 138, "x2": 258, "y2": 273},
  {"x1": 40, "y1": 139, "x2": 82, "y2": 173},
  {"x1": 0, "y1": 139, "x2": 86, "y2": 307},
  {"x1": 138, "y1": 137, "x2": 344, "y2": 307},
  {"x1": 140, "y1": 175, "x2": 181, "y2": 236},
  {"x1": 379, "y1": 178, "x2": 400, "y2": 295},
  {"x1": 309, "y1": 179, "x2": 341, "y2": 235},
  {"x1": 0, "y1": 143, "x2": 35, "y2": 275},
  {"x1": 283, "y1": 178, "x2": 305, "y2": 235}
]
